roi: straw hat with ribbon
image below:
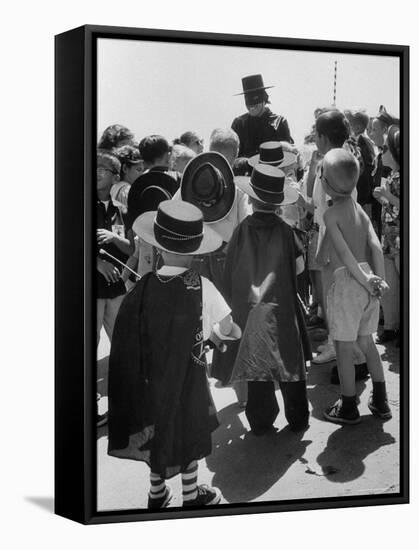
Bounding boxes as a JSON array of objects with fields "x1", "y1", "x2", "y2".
[
  {"x1": 133, "y1": 200, "x2": 222, "y2": 256},
  {"x1": 235, "y1": 164, "x2": 298, "y2": 206}
]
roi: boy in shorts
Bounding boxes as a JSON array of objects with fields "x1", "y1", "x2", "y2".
[{"x1": 316, "y1": 149, "x2": 391, "y2": 424}]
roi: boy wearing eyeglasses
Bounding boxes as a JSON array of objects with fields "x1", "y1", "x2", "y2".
[
  {"x1": 96, "y1": 150, "x2": 133, "y2": 425},
  {"x1": 316, "y1": 148, "x2": 391, "y2": 425}
]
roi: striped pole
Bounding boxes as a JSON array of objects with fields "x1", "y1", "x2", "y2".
[{"x1": 333, "y1": 60, "x2": 337, "y2": 106}]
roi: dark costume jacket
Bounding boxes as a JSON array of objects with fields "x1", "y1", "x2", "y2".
[
  {"x1": 107, "y1": 270, "x2": 219, "y2": 478},
  {"x1": 212, "y1": 213, "x2": 311, "y2": 384},
  {"x1": 231, "y1": 108, "x2": 293, "y2": 158}
]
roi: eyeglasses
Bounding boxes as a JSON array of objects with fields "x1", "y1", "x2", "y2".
[{"x1": 97, "y1": 167, "x2": 118, "y2": 176}]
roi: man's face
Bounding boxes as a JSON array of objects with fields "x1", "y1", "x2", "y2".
[
  {"x1": 246, "y1": 101, "x2": 265, "y2": 117},
  {"x1": 97, "y1": 159, "x2": 119, "y2": 194}
]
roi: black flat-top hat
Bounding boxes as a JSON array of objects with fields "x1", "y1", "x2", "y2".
[
  {"x1": 181, "y1": 152, "x2": 235, "y2": 223},
  {"x1": 235, "y1": 74, "x2": 274, "y2": 96},
  {"x1": 133, "y1": 200, "x2": 222, "y2": 255},
  {"x1": 235, "y1": 164, "x2": 298, "y2": 206},
  {"x1": 248, "y1": 141, "x2": 297, "y2": 169}
]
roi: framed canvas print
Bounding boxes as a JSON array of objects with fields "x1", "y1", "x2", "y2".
[{"x1": 55, "y1": 24, "x2": 409, "y2": 525}]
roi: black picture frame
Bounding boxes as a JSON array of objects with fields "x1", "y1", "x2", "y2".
[{"x1": 55, "y1": 24, "x2": 409, "y2": 525}]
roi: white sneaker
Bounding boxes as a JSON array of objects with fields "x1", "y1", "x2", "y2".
[{"x1": 312, "y1": 342, "x2": 336, "y2": 364}]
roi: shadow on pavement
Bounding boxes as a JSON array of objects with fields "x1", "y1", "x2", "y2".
[
  {"x1": 206, "y1": 403, "x2": 311, "y2": 503},
  {"x1": 307, "y1": 370, "x2": 368, "y2": 422},
  {"x1": 315, "y1": 418, "x2": 395, "y2": 483},
  {"x1": 25, "y1": 496, "x2": 54, "y2": 513},
  {"x1": 380, "y1": 344, "x2": 400, "y2": 374}
]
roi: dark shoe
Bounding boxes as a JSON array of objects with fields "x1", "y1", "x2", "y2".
[
  {"x1": 97, "y1": 411, "x2": 108, "y2": 427},
  {"x1": 330, "y1": 363, "x2": 370, "y2": 385},
  {"x1": 376, "y1": 330, "x2": 397, "y2": 344},
  {"x1": 289, "y1": 421, "x2": 310, "y2": 433},
  {"x1": 323, "y1": 400, "x2": 361, "y2": 425},
  {"x1": 368, "y1": 394, "x2": 392, "y2": 420},
  {"x1": 183, "y1": 485, "x2": 221, "y2": 507},
  {"x1": 251, "y1": 425, "x2": 278, "y2": 436},
  {"x1": 148, "y1": 486, "x2": 173, "y2": 509}
]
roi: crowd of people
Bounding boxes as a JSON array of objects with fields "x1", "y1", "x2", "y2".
[{"x1": 96, "y1": 73, "x2": 401, "y2": 509}]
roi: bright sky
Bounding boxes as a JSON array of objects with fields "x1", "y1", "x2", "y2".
[{"x1": 97, "y1": 38, "x2": 400, "y2": 148}]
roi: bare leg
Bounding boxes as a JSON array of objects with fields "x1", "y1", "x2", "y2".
[
  {"x1": 309, "y1": 269, "x2": 320, "y2": 306},
  {"x1": 312, "y1": 270, "x2": 325, "y2": 322},
  {"x1": 335, "y1": 340, "x2": 356, "y2": 396},
  {"x1": 356, "y1": 334, "x2": 385, "y2": 382}
]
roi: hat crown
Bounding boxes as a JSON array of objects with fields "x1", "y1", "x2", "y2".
[
  {"x1": 191, "y1": 162, "x2": 225, "y2": 202},
  {"x1": 258, "y1": 142, "x2": 285, "y2": 165},
  {"x1": 250, "y1": 164, "x2": 286, "y2": 203},
  {"x1": 242, "y1": 74, "x2": 265, "y2": 93},
  {"x1": 181, "y1": 152, "x2": 235, "y2": 223},
  {"x1": 153, "y1": 200, "x2": 204, "y2": 253}
]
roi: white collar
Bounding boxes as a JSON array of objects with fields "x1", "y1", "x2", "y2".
[{"x1": 157, "y1": 266, "x2": 188, "y2": 276}]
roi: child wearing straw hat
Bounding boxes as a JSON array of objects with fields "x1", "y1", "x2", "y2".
[
  {"x1": 107, "y1": 200, "x2": 240, "y2": 508},
  {"x1": 227, "y1": 164, "x2": 311, "y2": 435}
]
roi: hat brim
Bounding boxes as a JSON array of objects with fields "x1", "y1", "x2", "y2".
[
  {"x1": 248, "y1": 150, "x2": 297, "y2": 169},
  {"x1": 133, "y1": 211, "x2": 223, "y2": 256},
  {"x1": 235, "y1": 176, "x2": 298, "y2": 206},
  {"x1": 234, "y1": 85, "x2": 275, "y2": 96},
  {"x1": 181, "y1": 152, "x2": 236, "y2": 223},
  {"x1": 212, "y1": 321, "x2": 242, "y2": 341}
]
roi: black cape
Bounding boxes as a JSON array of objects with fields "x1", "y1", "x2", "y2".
[
  {"x1": 212, "y1": 213, "x2": 311, "y2": 384},
  {"x1": 107, "y1": 270, "x2": 219, "y2": 478}
]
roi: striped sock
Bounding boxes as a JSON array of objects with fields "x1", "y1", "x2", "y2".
[
  {"x1": 182, "y1": 461, "x2": 198, "y2": 503},
  {"x1": 149, "y1": 471, "x2": 166, "y2": 500}
]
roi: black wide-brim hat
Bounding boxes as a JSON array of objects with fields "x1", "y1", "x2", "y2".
[
  {"x1": 133, "y1": 200, "x2": 222, "y2": 256},
  {"x1": 248, "y1": 141, "x2": 297, "y2": 169},
  {"x1": 235, "y1": 164, "x2": 298, "y2": 206},
  {"x1": 235, "y1": 74, "x2": 274, "y2": 96},
  {"x1": 181, "y1": 151, "x2": 236, "y2": 223}
]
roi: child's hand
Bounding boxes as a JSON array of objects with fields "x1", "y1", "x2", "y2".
[
  {"x1": 97, "y1": 259, "x2": 121, "y2": 284},
  {"x1": 372, "y1": 186, "x2": 389, "y2": 203},
  {"x1": 97, "y1": 229, "x2": 115, "y2": 245},
  {"x1": 374, "y1": 279, "x2": 390, "y2": 297},
  {"x1": 365, "y1": 274, "x2": 388, "y2": 297}
]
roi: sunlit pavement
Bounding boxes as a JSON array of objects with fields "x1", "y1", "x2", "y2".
[{"x1": 96, "y1": 329, "x2": 400, "y2": 512}]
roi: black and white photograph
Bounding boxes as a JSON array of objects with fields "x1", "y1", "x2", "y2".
[
  {"x1": 5, "y1": 0, "x2": 419, "y2": 545},
  {"x1": 93, "y1": 31, "x2": 406, "y2": 515}
]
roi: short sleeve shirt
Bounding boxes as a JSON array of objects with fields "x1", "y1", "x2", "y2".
[{"x1": 157, "y1": 266, "x2": 231, "y2": 339}]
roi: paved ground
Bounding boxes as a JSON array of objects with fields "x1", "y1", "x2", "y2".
[{"x1": 96, "y1": 329, "x2": 400, "y2": 511}]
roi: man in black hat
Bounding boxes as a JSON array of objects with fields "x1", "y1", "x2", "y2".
[{"x1": 231, "y1": 74, "x2": 294, "y2": 158}]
